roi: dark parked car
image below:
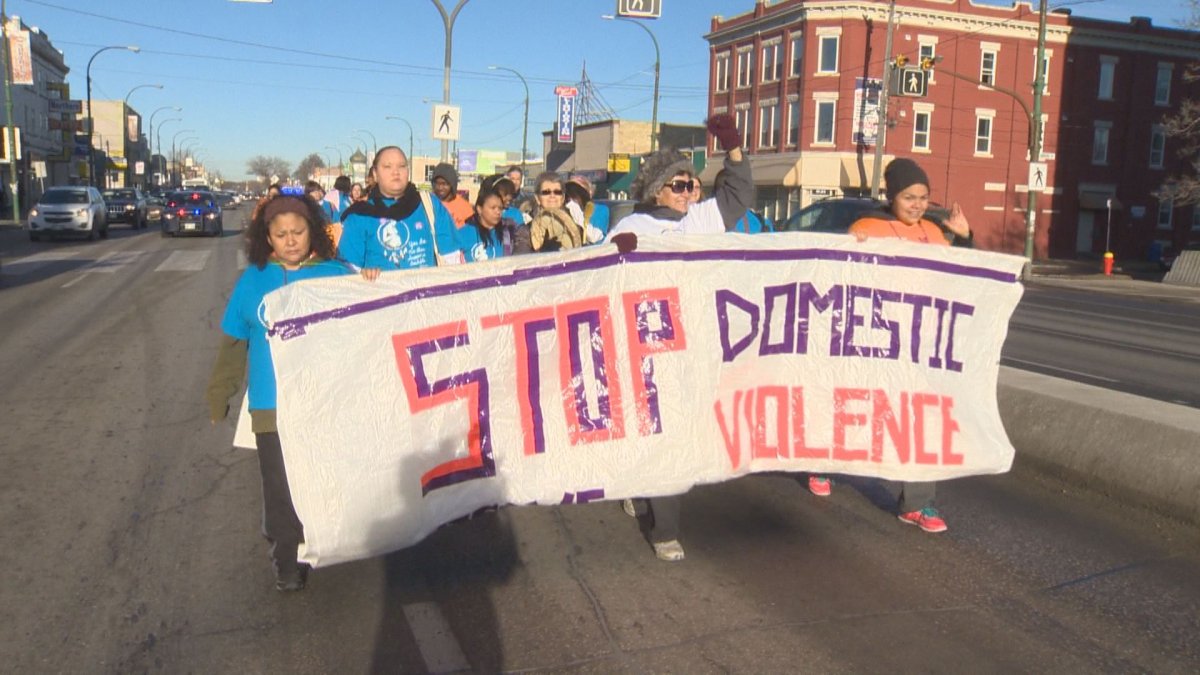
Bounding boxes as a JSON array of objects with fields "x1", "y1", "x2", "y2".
[
  {"x1": 102, "y1": 188, "x2": 150, "y2": 230},
  {"x1": 779, "y1": 196, "x2": 954, "y2": 243},
  {"x1": 160, "y1": 190, "x2": 223, "y2": 237}
]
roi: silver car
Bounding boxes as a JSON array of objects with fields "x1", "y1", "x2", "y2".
[{"x1": 27, "y1": 186, "x2": 109, "y2": 241}]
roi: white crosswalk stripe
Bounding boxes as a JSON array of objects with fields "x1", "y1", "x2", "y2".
[
  {"x1": 401, "y1": 602, "x2": 470, "y2": 673},
  {"x1": 155, "y1": 250, "x2": 211, "y2": 272},
  {"x1": 81, "y1": 250, "x2": 146, "y2": 273},
  {"x1": 0, "y1": 250, "x2": 84, "y2": 276}
]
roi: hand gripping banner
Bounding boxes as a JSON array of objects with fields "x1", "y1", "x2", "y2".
[{"x1": 262, "y1": 233, "x2": 1025, "y2": 566}]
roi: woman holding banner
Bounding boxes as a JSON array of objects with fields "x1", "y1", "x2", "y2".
[
  {"x1": 807, "y1": 157, "x2": 972, "y2": 534},
  {"x1": 609, "y1": 113, "x2": 752, "y2": 562},
  {"x1": 206, "y1": 192, "x2": 354, "y2": 591}
]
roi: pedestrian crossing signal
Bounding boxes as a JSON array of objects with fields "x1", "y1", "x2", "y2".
[
  {"x1": 900, "y1": 67, "x2": 929, "y2": 97},
  {"x1": 894, "y1": 54, "x2": 909, "y2": 68},
  {"x1": 920, "y1": 57, "x2": 935, "y2": 71}
]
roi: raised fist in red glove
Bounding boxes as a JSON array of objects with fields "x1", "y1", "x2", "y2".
[
  {"x1": 611, "y1": 232, "x2": 638, "y2": 254},
  {"x1": 706, "y1": 113, "x2": 742, "y2": 151}
]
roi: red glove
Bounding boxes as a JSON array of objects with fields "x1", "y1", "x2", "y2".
[
  {"x1": 706, "y1": 113, "x2": 741, "y2": 151},
  {"x1": 611, "y1": 232, "x2": 638, "y2": 254}
]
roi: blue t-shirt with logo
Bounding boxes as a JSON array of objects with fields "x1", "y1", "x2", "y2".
[{"x1": 339, "y1": 193, "x2": 451, "y2": 270}]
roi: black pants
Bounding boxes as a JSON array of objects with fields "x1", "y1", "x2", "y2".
[
  {"x1": 633, "y1": 495, "x2": 681, "y2": 543},
  {"x1": 897, "y1": 481, "x2": 936, "y2": 513},
  {"x1": 255, "y1": 431, "x2": 304, "y2": 573}
]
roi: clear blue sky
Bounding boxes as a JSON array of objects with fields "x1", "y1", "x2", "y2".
[{"x1": 12, "y1": 0, "x2": 1193, "y2": 182}]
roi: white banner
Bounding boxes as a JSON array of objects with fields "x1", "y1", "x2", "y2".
[{"x1": 262, "y1": 234, "x2": 1025, "y2": 567}]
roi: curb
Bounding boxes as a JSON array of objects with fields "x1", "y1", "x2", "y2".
[{"x1": 997, "y1": 366, "x2": 1200, "y2": 526}]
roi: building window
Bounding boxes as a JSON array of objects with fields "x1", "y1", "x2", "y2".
[
  {"x1": 814, "y1": 99, "x2": 836, "y2": 145},
  {"x1": 1150, "y1": 125, "x2": 1166, "y2": 168},
  {"x1": 1034, "y1": 50, "x2": 1052, "y2": 94},
  {"x1": 790, "y1": 36, "x2": 803, "y2": 77},
  {"x1": 1098, "y1": 57, "x2": 1117, "y2": 100},
  {"x1": 980, "y1": 50, "x2": 997, "y2": 86},
  {"x1": 913, "y1": 110, "x2": 931, "y2": 151},
  {"x1": 1157, "y1": 199, "x2": 1173, "y2": 229},
  {"x1": 787, "y1": 101, "x2": 800, "y2": 146},
  {"x1": 735, "y1": 107, "x2": 752, "y2": 146},
  {"x1": 762, "y1": 42, "x2": 782, "y2": 82},
  {"x1": 715, "y1": 52, "x2": 730, "y2": 93},
  {"x1": 736, "y1": 48, "x2": 753, "y2": 89},
  {"x1": 919, "y1": 40, "x2": 937, "y2": 82},
  {"x1": 975, "y1": 114, "x2": 993, "y2": 155},
  {"x1": 1191, "y1": 208, "x2": 1200, "y2": 231},
  {"x1": 1155, "y1": 63, "x2": 1173, "y2": 106},
  {"x1": 759, "y1": 103, "x2": 778, "y2": 148},
  {"x1": 1092, "y1": 122, "x2": 1111, "y2": 165},
  {"x1": 818, "y1": 35, "x2": 839, "y2": 74}
]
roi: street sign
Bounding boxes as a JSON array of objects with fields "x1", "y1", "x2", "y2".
[
  {"x1": 899, "y1": 67, "x2": 928, "y2": 97},
  {"x1": 556, "y1": 89, "x2": 577, "y2": 144},
  {"x1": 1028, "y1": 162, "x2": 1048, "y2": 192},
  {"x1": 617, "y1": 0, "x2": 661, "y2": 19},
  {"x1": 431, "y1": 103, "x2": 460, "y2": 142}
]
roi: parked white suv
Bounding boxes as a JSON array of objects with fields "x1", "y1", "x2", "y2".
[{"x1": 27, "y1": 186, "x2": 108, "y2": 241}]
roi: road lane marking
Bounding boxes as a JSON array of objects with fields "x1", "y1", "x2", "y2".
[
  {"x1": 155, "y1": 250, "x2": 211, "y2": 272},
  {"x1": 81, "y1": 250, "x2": 146, "y2": 273},
  {"x1": 60, "y1": 274, "x2": 87, "y2": 288},
  {"x1": 1, "y1": 250, "x2": 84, "y2": 276},
  {"x1": 401, "y1": 602, "x2": 469, "y2": 673},
  {"x1": 1002, "y1": 357, "x2": 1119, "y2": 383}
]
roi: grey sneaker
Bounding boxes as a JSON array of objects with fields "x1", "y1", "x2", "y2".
[
  {"x1": 275, "y1": 563, "x2": 309, "y2": 592},
  {"x1": 622, "y1": 498, "x2": 637, "y2": 518},
  {"x1": 653, "y1": 540, "x2": 686, "y2": 562}
]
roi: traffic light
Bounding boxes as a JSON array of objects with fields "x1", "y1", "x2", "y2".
[
  {"x1": 920, "y1": 56, "x2": 935, "y2": 71},
  {"x1": 895, "y1": 54, "x2": 909, "y2": 68}
]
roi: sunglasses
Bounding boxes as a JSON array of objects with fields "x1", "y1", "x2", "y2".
[
  {"x1": 664, "y1": 179, "x2": 695, "y2": 194},
  {"x1": 539, "y1": 188, "x2": 564, "y2": 196}
]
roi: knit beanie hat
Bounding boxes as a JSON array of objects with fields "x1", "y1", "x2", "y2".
[
  {"x1": 884, "y1": 158, "x2": 929, "y2": 201},
  {"x1": 631, "y1": 148, "x2": 694, "y2": 203},
  {"x1": 431, "y1": 162, "x2": 459, "y2": 191}
]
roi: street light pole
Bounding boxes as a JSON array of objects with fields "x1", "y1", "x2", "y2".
[
  {"x1": 603, "y1": 15, "x2": 661, "y2": 152},
  {"x1": 1024, "y1": 0, "x2": 1049, "y2": 269},
  {"x1": 430, "y1": 0, "x2": 471, "y2": 162},
  {"x1": 488, "y1": 65, "x2": 529, "y2": 172},
  {"x1": 354, "y1": 128, "x2": 377, "y2": 155},
  {"x1": 85, "y1": 44, "x2": 140, "y2": 188},
  {"x1": 870, "y1": 0, "x2": 897, "y2": 199},
  {"x1": 385, "y1": 116, "x2": 415, "y2": 164},
  {"x1": 147, "y1": 106, "x2": 181, "y2": 188},
  {"x1": 123, "y1": 83, "x2": 162, "y2": 107},
  {"x1": 122, "y1": 84, "x2": 162, "y2": 188},
  {"x1": 155, "y1": 117, "x2": 180, "y2": 188},
  {"x1": 324, "y1": 145, "x2": 343, "y2": 172},
  {"x1": 170, "y1": 129, "x2": 194, "y2": 188}
]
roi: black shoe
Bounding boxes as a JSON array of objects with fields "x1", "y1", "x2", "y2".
[{"x1": 275, "y1": 563, "x2": 310, "y2": 592}]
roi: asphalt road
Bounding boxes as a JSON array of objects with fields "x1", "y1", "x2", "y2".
[
  {"x1": 1004, "y1": 282, "x2": 1200, "y2": 408},
  {"x1": 1, "y1": 221, "x2": 1198, "y2": 672}
]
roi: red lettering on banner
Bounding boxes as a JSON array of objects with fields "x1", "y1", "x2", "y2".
[
  {"x1": 871, "y1": 390, "x2": 910, "y2": 464},
  {"x1": 792, "y1": 387, "x2": 830, "y2": 459},
  {"x1": 622, "y1": 288, "x2": 687, "y2": 436},
  {"x1": 555, "y1": 297, "x2": 626, "y2": 445},
  {"x1": 482, "y1": 307, "x2": 556, "y2": 456},
  {"x1": 714, "y1": 391, "x2": 745, "y2": 470},
  {"x1": 941, "y1": 396, "x2": 963, "y2": 465},
  {"x1": 754, "y1": 385, "x2": 789, "y2": 460},
  {"x1": 832, "y1": 387, "x2": 870, "y2": 462}
]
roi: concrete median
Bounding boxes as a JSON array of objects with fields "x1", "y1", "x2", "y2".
[{"x1": 998, "y1": 366, "x2": 1200, "y2": 525}]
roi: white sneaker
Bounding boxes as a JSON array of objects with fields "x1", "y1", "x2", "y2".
[
  {"x1": 653, "y1": 540, "x2": 686, "y2": 562},
  {"x1": 622, "y1": 498, "x2": 637, "y2": 518}
]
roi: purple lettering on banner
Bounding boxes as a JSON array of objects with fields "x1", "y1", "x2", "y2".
[
  {"x1": 929, "y1": 298, "x2": 950, "y2": 370},
  {"x1": 634, "y1": 299, "x2": 675, "y2": 434},
  {"x1": 523, "y1": 317, "x2": 556, "y2": 454},
  {"x1": 797, "y1": 282, "x2": 844, "y2": 356},
  {"x1": 567, "y1": 310, "x2": 612, "y2": 433},
  {"x1": 560, "y1": 488, "x2": 606, "y2": 504},
  {"x1": 842, "y1": 285, "x2": 873, "y2": 357},
  {"x1": 946, "y1": 301, "x2": 975, "y2": 372},
  {"x1": 760, "y1": 283, "x2": 797, "y2": 356},
  {"x1": 715, "y1": 289, "x2": 760, "y2": 363},
  {"x1": 902, "y1": 293, "x2": 933, "y2": 364},
  {"x1": 871, "y1": 289, "x2": 902, "y2": 360}
]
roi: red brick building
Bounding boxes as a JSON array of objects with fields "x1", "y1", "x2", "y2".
[{"x1": 705, "y1": 0, "x2": 1200, "y2": 259}]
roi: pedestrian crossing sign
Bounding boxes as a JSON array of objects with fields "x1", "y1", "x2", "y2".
[
  {"x1": 432, "y1": 103, "x2": 460, "y2": 142},
  {"x1": 899, "y1": 67, "x2": 928, "y2": 97}
]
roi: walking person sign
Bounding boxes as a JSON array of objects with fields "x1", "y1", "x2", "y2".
[{"x1": 432, "y1": 103, "x2": 460, "y2": 142}]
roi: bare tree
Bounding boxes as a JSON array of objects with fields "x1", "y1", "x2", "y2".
[
  {"x1": 246, "y1": 155, "x2": 292, "y2": 185},
  {"x1": 293, "y1": 153, "x2": 325, "y2": 182},
  {"x1": 1158, "y1": 0, "x2": 1200, "y2": 205}
]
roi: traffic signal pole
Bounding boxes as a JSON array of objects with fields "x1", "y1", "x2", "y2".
[
  {"x1": 1023, "y1": 0, "x2": 1049, "y2": 272},
  {"x1": 870, "y1": 0, "x2": 897, "y2": 200}
]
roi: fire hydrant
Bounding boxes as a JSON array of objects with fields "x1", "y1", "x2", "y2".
[{"x1": 1103, "y1": 251, "x2": 1114, "y2": 276}]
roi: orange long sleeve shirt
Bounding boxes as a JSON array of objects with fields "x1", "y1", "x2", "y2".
[{"x1": 848, "y1": 215, "x2": 949, "y2": 246}]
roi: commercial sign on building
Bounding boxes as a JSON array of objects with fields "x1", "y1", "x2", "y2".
[
  {"x1": 556, "y1": 85, "x2": 578, "y2": 144},
  {"x1": 852, "y1": 77, "x2": 883, "y2": 146},
  {"x1": 49, "y1": 100, "x2": 83, "y2": 115},
  {"x1": 608, "y1": 153, "x2": 631, "y2": 172},
  {"x1": 6, "y1": 19, "x2": 32, "y2": 86}
]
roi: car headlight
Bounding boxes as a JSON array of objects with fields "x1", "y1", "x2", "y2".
[
  {"x1": 124, "y1": 204, "x2": 135, "y2": 211},
  {"x1": 29, "y1": 207, "x2": 38, "y2": 217},
  {"x1": 76, "y1": 208, "x2": 87, "y2": 216},
  {"x1": 205, "y1": 212, "x2": 218, "y2": 220}
]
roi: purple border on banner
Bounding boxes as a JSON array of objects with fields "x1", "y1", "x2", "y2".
[{"x1": 271, "y1": 248, "x2": 1020, "y2": 341}]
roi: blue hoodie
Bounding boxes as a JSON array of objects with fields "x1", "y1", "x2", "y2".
[{"x1": 734, "y1": 210, "x2": 774, "y2": 234}]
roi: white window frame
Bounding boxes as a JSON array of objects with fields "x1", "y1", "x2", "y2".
[
  {"x1": 816, "y1": 28, "x2": 841, "y2": 75},
  {"x1": 1157, "y1": 198, "x2": 1173, "y2": 230},
  {"x1": 974, "y1": 109, "x2": 995, "y2": 156},
  {"x1": 1092, "y1": 121, "x2": 1112, "y2": 166},
  {"x1": 1033, "y1": 48, "x2": 1052, "y2": 95},
  {"x1": 1155, "y1": 62, "x2": 1173, "y2": 106},
  {"x1": 980, "y1": 43, "x2": 1000, "y2": 87},
  {"x1": 1098, "y1": 56, "x2": 1118, "y2": 100},
  {"x1": 735, "y1": 105, "x2": 752, "y2": 148},
  {"x1": 1149, "y1": 125, "x2": 1166, "y2": 169},
  {"x1": 813, "y1": 92, "x2": 838, "y2": 146},
  {"x1": 786, "y1": 97, "x2": 800, "y2": 147},
  {"x1": 715, "y1": 51, "x2": 731, "y2": 93},
  {"x1": 759, "y1": 101, "x2": 779, "y2": 148},
  {"x1": 761, "y1": 40, "x2": 782, "y2": 83},
  {"x1": 918, "y1": 36, "x2": 937, "y2": 83},
  {"x1": 736, "y1": 46, "x2": 753, "y2": 89},
  {"x1": 912, "y1": 102, "x2": 933, "y2": 152},
  {"x1": 789, "y1": 35, "x2": 804, "y2": 78}
]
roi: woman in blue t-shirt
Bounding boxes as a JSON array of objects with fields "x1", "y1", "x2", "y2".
[
  {"x1": 206, "y1": 193, "x2": 352, "y2": 592},
  {"x1": 456, "y1": 188, "x2": 512, "y2": 262}
]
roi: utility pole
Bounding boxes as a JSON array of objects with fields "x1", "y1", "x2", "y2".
[
  {"x1": 870, "y1": 0, "x2": 897, "y2": 200},
  {"x1": 430, "y1": 0, "x2": 470, "y2": 163},
  {"x1": 1023, "y1": 0, "x2": 1049, "y2": 272},
  {"x1": 1, "y1": 1, "x2": 21, "y2": 221}
]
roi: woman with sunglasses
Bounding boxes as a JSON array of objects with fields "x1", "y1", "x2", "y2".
[
  {"x1": 526, "y1": 172, "x2": 584, "y2": 252},
  {"x1": 610, "y1": 114, "x2": 753, "y2": 562}
]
